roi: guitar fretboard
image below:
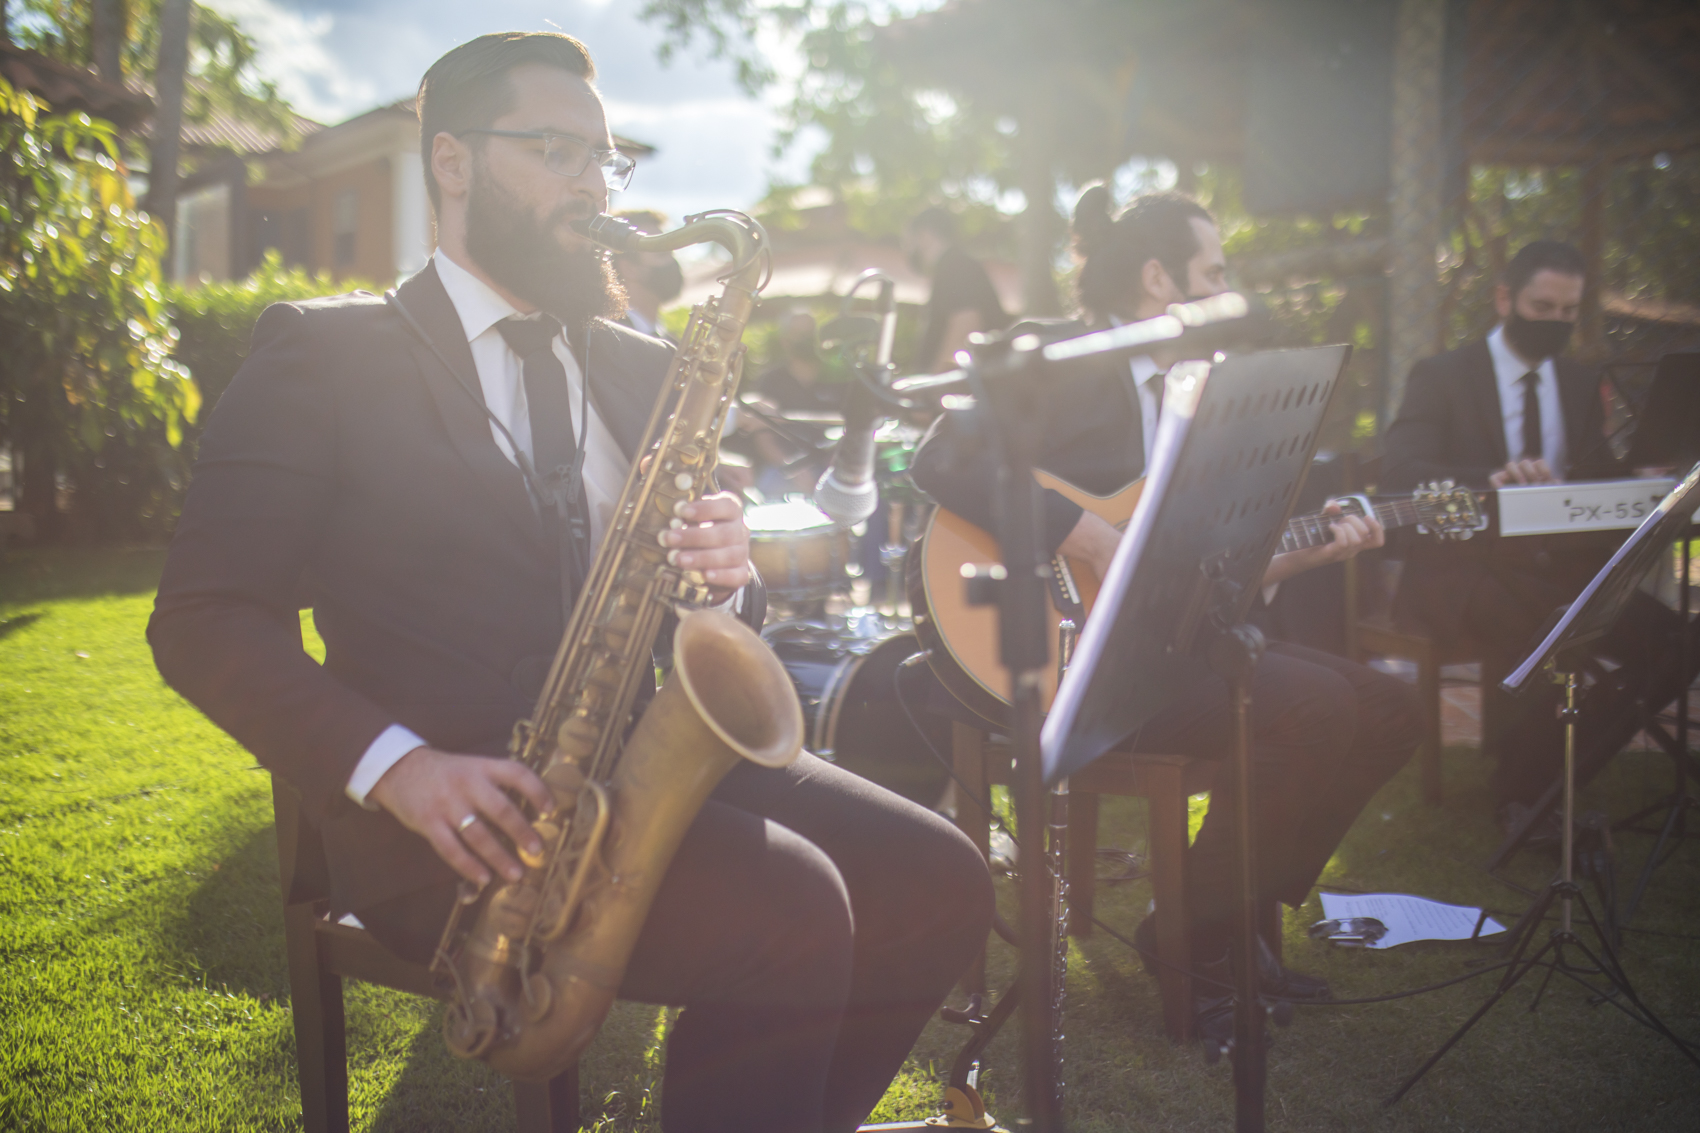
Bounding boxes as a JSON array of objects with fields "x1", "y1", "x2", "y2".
[{"x1": 1277, "y1": 497, "x2": 1429, "y2": 553}]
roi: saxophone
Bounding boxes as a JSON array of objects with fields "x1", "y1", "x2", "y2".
[{"x1": 431, "y1": 210, "x2": 803, "y2": 1082}]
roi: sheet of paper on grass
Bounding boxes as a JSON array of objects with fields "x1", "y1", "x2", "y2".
[{"x1": 1319, "y1": 892, "x2": 1505, "y2": 949}]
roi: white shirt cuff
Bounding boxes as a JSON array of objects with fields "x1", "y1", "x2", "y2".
[{"x1": 345, "y1": 723, "x2": 428, "y2": 810}]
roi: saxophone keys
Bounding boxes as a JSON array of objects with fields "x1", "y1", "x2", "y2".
[{"x1": 524, "y1": 973, "x2": 554, "y2": 1023}]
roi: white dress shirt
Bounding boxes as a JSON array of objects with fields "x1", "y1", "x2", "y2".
[
  {"x1": 344, "y1": 250, "x2": 633, "y2": 807},
  {"x1": 1486, "y1": 323, "x2": 1568, "y2": 476}
]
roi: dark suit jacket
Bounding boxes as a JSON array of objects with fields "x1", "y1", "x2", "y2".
[
  {"x1": 1382, "y1": 339, "x2": 1611, "y2": 492},
  {"x1": 1380, "y1": 338, "x2": 1615, "y2": 645},
  {"x1": 909, "y1": 319, "x2": 1148, "y2": 555},
  {"x1": 148, "y1": 263, "x2": 682, "y2": 914}
]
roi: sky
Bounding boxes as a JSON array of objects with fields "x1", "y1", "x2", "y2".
[{"x1": 201, "y1": 0, "x2": 819, "y2": 226}]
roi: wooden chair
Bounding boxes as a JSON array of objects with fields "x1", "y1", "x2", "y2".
[
  {"x1": 273, "y1": 780, "x2": 580, "y2": 1133},
  {"x1": 949, "y1": 723, "x2": 1214, "y2": 1042}
]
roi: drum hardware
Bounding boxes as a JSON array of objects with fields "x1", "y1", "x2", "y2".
[{"x1": 762, "y1": 612, "x2": 953, "y2": 807}]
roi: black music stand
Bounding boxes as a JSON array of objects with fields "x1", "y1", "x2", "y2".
[
  {"x1": 1042, "y1": 344, "x2": 1352, "y2": 1133},
  {"x1": 1389, "y1": 464, "x2": 1700, "y2": 1106},
  {"x1": 879, "y1": 295, "x2": 1247, "y2": 1133}
]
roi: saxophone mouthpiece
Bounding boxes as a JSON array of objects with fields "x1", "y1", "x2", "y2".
[{"x1": 572, "y1": 213, "x2": 641, "y2": 250}]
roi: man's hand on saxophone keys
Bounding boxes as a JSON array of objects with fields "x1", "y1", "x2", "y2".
[
  {"x1": 663, "y1": 491, "x2": 753, "y2": 604},
  {"x1": 368, "y1": 749, "x2": 555, "y2": 887}
]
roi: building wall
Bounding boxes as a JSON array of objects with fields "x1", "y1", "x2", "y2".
[
  {"x1": 174, "y1": 181, "x2": 232, "y2": 283},
  {"x1": 247, "y1": 156, "x2": 394, "y2": 283}
]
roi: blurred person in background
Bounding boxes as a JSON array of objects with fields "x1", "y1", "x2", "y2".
[
  {"x1": 611, "y1": 208, "x2": 684, "y2": 341},
  {"x1": 741, "y1": 310, "x2": 844, "y2": 498},
  {"x1": 902, "y1": 206, "x2": 1009, "y2": 373}
]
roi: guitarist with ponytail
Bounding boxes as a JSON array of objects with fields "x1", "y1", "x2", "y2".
[{"x1": 909, "y1": 187, "x2": 1423, "y2": 1051}]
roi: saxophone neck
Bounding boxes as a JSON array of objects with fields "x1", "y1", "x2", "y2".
[{"x1": 573, "y1": 211, "x2": 768, "y2": 291}]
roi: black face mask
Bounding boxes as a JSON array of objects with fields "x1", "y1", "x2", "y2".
[
  {"x1": 465, "y1": 159, "x2": 626, "y2": 332},
  {"x1": 645, "y1": 257, "x2": 685, "y2": 304},
  {"x1": 1503, "y1": 310, "x2": 1574, "y2": 362}
]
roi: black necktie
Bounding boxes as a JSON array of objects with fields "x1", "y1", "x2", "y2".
[
  {"x1": 1519, "y1": 371, "x2": 1542, "y2": 460},
  {"x1": 497, "y1": 315, "x2": 588, "y2": 599}
]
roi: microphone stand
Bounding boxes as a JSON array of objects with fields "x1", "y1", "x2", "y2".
[{"x1": 938, "y1": 295, "x2": 1247, "y2": 1131}]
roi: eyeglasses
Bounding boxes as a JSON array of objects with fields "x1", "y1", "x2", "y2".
[{"x1": 459, "y1": 129, "x2": 636, "y2": 191}]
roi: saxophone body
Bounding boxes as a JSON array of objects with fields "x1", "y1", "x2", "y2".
[{"x1": 432, "y1": 211, "x2": 804, "y2": 1082}]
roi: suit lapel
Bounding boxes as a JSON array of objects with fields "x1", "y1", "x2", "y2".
[
  {"x1": 391, "y1": 264, "x2": 546, "y2": 548},
  {"x1": 579, "y1": 320, "x2": 669, "y2": 459},
  {"x1": 1463, "y1": 340, "x2": 1509, "y2": 467}
]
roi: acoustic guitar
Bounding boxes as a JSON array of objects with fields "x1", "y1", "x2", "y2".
[{"x1": 907, "y1": 471, "x2": 1483, "y2": 726}]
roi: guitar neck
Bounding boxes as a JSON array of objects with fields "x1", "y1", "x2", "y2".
[{"x1": 1277, "y1": 496, "x2": 1430, "y2": 553}]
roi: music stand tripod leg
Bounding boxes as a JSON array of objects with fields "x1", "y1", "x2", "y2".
[
  {"x1": 1206, "y1": 622, "x2": 1269, "y2": 1133},
  {"x1": 1391, "y1": 666, "x2": 1700, "y2": 1107}
]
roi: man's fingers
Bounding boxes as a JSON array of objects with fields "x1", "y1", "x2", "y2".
[
  {"x1": 485, "y1": 759, "x2": 555, "y2": 816},
  {"x1": 678, "y1": 493, "x2": 741, "y2": 522},
  {"x1": 469, "y1": 776, "x2": 544, "y2": 858},
  {"x1": 459, "y1": 820, "x2": 524, "y2": 883},
  {"x1": 703, "y1": 565, "x2": 752, "y2": 588},
  {"x1": 429, "y1": 824, "x2": 492, "y2": 887}
]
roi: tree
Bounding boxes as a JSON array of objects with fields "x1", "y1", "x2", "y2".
[
  {"x1": 142, "y1": 0, "x2": 186, "y2": 250},
  {"x1": 642, "y1": 2, "x2": 1253, "y2": 316},
  {"x1": 12, "y1": 1, "x2": 296, "y2": 268},
  {"x1": 0, "y1": 76, "x2": 199, "y2": 538}
]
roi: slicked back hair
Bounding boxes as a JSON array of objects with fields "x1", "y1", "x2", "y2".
[
  {"x1": 417, "y1": 32, "x2": 596, "y2": 214},
  {"x1": 1503, "y1": 239, "x2": 1587, "y2": 301}
]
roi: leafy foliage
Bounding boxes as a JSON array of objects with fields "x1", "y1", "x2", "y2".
[
  {"x1": 0, "y1": 76, "x2": 199, "y2": 540},
  {"x1": 169, "y1": 251, "x2": 373, "y2": 415},
  {"x1": 11, "y1": 0, "x2": 298, "y2": 143}
]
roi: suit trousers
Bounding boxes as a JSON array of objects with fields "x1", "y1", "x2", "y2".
[
  {"x1": 357, "y1": 753, "x2": 995, "y2": 1133},
  {"x1": 1127, "y1": 642, "x2": 1421, "y2": 936}
]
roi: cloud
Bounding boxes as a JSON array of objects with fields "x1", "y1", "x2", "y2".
[
  {"x1": 203, "y1": 0, "x2": 820, "y2": 215},
  {"x1": 200, "y1": 0, "x2": 380, "y2": 123}
]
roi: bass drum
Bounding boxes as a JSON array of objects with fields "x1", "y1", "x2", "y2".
[{"x1": 763, "y1": 619, "x2": 953, "y2": 807}]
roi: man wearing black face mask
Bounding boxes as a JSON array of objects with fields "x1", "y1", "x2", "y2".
[
  {"x1": 1384, "y1": 240, "x2": 1680, "y2": 825},
  {"x1": 610, "y1": 209, "x2": 686, "y2": 341}
]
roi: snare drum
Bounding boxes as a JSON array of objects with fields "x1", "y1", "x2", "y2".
[
  {"x1": 745, "y1": 499, "x2": 853, "y2": 601},
  {"x1": 763, "y1": 619, "x2": 952, "y2": 806}
]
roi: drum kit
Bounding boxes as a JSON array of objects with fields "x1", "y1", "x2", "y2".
[
  {"x1": 748, "y1": 419, "x2": 948, "y2": 803},
  {"x1": 743, "y1": 272, "x2": 950, "y2": 805}
]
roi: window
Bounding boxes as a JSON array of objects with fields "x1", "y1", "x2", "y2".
[{"x1": 332, "y1": 188, "x2": 358, "y2": 268}]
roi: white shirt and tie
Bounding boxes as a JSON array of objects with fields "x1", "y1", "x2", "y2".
[
  {"x1": 1486, "y1": 323, "x2": 1568, "y2": 476},
  {"x1": 344, "y1": 250, "x2": 636, "y2": 806}
]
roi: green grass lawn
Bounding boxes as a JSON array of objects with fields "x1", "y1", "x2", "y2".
[{"x1": 1, "y1": 546, "x2": 1696, "y2": 1131}]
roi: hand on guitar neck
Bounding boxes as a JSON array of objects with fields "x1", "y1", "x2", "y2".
[{"x1": 1057, "y1": 499, "x2": 1385, "y2": 590}]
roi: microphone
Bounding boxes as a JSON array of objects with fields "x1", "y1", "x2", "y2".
[
  {"x1": 890, "y1": 291, "x2": 1253, "y2": 396},
  {"x1": 814, "y1": 272, "x2": 898, "y2": 526}
]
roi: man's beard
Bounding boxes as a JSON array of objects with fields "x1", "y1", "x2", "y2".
[{"x1": 464, "y1": 163, "x2": 626, "y2": 332}]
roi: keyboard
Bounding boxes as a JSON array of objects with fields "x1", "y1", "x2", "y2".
[{"x1": 1495, "y1": 478, "x2": 1683, "y2": 537}]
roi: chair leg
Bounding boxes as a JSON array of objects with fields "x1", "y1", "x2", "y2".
[
  {"x1": 1417, "y1": 646, "x2": 1443, "y2": 804},
  {"x1": 514, "y1": 1064, "x2": 580, "y2": 1133},
  {"x1": 951, "y1": 722, "x2": 990, "y2": 995},
  {"x1": 283, "y1": 904, "x2": 348, "y2": 1133},
  {"x1": 1146, "y1": 768, "x2": 1193, "y2": 1043},
  {"x1": 1066, "y1": 791, "x2": 1099, "y2": 937}
]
